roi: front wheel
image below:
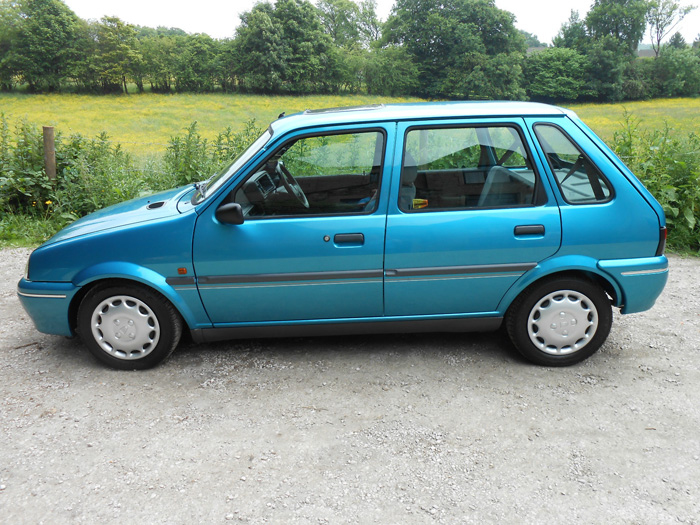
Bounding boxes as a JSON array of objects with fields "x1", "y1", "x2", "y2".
[
  {"x1": 506, "y1": 276, "x2": 612, "y2": 366},
  {"x1": 77, "y1": 284, "x2": 183, "y2": 370}
]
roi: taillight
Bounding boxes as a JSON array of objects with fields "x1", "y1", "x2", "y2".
[{"x1": 655, "y1": 226, "x2": 667, "y2": 256}]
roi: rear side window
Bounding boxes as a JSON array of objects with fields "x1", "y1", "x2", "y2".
[
  {"x1": 399, "y1": 125, "x2": 541, "y2": 211},
  {"x1": 534, "y1": 124, "x2": 613, "y2": 204}
]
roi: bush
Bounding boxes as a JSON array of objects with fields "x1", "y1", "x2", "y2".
[
  {"x1": 0, "y1": 114, "x2": 151, "y2": 221},
  {"x1": 0, "y1": 115, "x2": 263, "y2": 245},
  {"x1": 651, "y1": 47, "x2": 700, "y2": 98},
  {"x1": 524, "y1": 48, "x2": 591, "y2": 102},
  {"x1": 613, "y1": 112, "x2": 700, "y2": 252},
  {"x1": 163, "y1": 119, "x2": 263, "y2": 186}
]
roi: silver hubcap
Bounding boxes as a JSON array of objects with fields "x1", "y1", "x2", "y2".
[
  {"x1": 527, "y1": 290, "x2": 598, "y2": 355},
  {"x1": 91, "y1": 295, "x2": 160, "y2": 360}
]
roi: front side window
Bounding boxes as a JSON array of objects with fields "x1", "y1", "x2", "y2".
[
  {"x1": 233, "y1": 130, "x2": 384, "y2": 217},
  {"x1": 399, "y1": 125, "x2": 539, "y2": 211},
  {"x1": 534, "y1": 124, "x2": 613, "y2": 204}
]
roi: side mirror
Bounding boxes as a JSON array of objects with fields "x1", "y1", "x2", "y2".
[{"x1": 215, "y1": 202, "x2": 244, "y2": 225}]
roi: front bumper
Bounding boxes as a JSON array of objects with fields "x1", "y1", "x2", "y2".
[
  {"x1": 17, "y1": 279, "x2": 80, "y2": 336},
  {"x1": 598, "y1": 256, "x2": 669, "y2": 314}
]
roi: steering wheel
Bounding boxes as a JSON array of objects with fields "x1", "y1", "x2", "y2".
[{"x1": 276, "y1": 161, "x2": 309, "y2": 209}]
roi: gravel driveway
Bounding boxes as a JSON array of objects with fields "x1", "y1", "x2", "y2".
[{"x1": 1, "y1": 248, "x2": 698, "y2": 524}]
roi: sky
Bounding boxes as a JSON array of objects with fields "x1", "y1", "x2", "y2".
[{"x1": 61, "y1": 0, "x2": 700, "y2": 46}]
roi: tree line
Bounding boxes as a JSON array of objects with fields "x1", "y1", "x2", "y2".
[{"x1": 0, "y1": 0, "x2": 698, "y2": 102}]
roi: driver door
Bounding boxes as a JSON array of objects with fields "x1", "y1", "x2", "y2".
[{"x1": 193, "y1": 126, "x2": 390, "y2": 325}]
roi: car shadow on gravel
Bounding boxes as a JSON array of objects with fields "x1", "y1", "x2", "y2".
[{"x1": 170, "y1": 329, "x2": 525, "y2": 370}]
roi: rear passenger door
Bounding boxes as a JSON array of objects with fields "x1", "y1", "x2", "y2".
[{"x1": 384, "y1": 119, "x2": 562, "y2": 317}]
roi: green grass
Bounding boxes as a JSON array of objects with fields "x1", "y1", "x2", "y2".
[
  {"x1": 567, "y1": 98, "x2": 700, "y2": 141},
  {"x1": 2, "y1": 93, "x2": 698, "y2": 157},
  {"x1": 0, "y1": 93, "x2": 424, "y2": 157}
]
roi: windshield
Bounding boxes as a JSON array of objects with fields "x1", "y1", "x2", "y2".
[{"x1": 192, "y1": 128, "x2": 272, "y2": 204}]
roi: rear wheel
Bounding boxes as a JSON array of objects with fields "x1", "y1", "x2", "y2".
[
  {"x1": 77, "y1": 284, "x2": 182, "y2": 370},
  {"x1": 506, "y1": 276, "x2": 612, "y2": 366}
]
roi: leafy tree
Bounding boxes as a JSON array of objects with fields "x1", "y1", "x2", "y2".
[
  {"x1": 172, "y1": 34, "x2": 220, "y2": 92},
  {"x1": 668, "y1": 31, "x2": 687, "y2": 48},
  {"x1": 95, "y1": 16, "x2": 142, "y2": 94},
  {"x1": 9, "y1": 0, "x2": 82, "y2": 91},
  {"x1": 274, "y1": 0, "x2": 335, "y2": 93},
  {"x1": 652, "y1": 45, "x2": 700, "y2": 96},
  {"x1": 384, "y1": 0, "x2": 526, "y2": 99},
  {"x1": 553, "y1": 10, "x2": 589, "y2": 52},
  {"x1": 235, "y1": 0, "x2": 335, "y2": 94},
  {"x1": 357, "y1": 0, "x2": 382, "y2": 45},
  {"x1": 0, "y1": 1, "x2": 21, "y2": 90},
  {"x1": 620, "y1": 57, "x2": 654, "y2": 99},
  {"x1": 68, "y1": 19, "x2": 100, "y2": 92},
  {"x1": 447, "y1": 51, "x2": 526, "y2": 100},
  {"x1": 520, "y1": 30, "x2": 548, "y2": 48},
  {"x1": 585, "y1": 0, "x2": 650, "y2": 55},
  {"x1": 140, "y1": 35, "x2": 177, "y2": 92},
  {"x1": 524, "y1": 47, "x2": 590, "y2": 101},
  {"x1": 215, "y1": 38, "x2": 239, "y2": 93},
  {"x1": 337, "y1": 46, "x2": 369, "y2": 91},
  {"x1": 316, "y1": 0, "x2": 360, "y2": 48},
  {"x1": 134, "y1": 25, "x2": 187, "y2": 39},
  {"x1": 364, "y1": 45, "x2": 418, "y2": 95},
  {"x1": 647, "y1": 0, "x2": 695, "y2": 57},
  {"x1": 233, "y1": 2, "x2": 286, "y2": 93},
  {"x1": 585, "y1": 35, "x2": 628, "y2": 101}
]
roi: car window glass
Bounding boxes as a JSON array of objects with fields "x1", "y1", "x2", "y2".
[
  {"x1": 400, "y1": 126, "x2": 537, "y2": 211},
  {"x1": 234, "y1": 131, "x2": 384, "y2": 217},
  {"x1": 195, "y1": 128, "x2": 271, "y2": 204},
  {"x1": 534, "y1": 124, "x2": 612, "y2": 204}
]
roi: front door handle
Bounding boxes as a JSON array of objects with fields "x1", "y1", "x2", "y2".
[
  {"x1": 334, "y1": 233, "x2": 364, "y2": 244},
  {"x1": 514, "y1": 225, "x2": 545, "y2": 236}
]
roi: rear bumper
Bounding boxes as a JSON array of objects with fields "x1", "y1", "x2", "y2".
[
  {"x1": 598, "y1": 256, "x2": 669, "y2": 314},
  {"x1": 17, "y1": 279, "x2": 79, "y2": 336}
]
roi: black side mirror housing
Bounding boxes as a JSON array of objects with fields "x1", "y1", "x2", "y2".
[{"x1": 215, "y1": 202, "x2": 244, "y2": 225}]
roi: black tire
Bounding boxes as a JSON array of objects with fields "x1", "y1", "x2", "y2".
[
  {"x1": 77, "y1": 283, "x2": 183, "y2": 370},
  {"x1": 505, "y1": 276, "x2": 612, "y2": 367}
]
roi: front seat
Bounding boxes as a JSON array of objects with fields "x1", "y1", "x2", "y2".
[{"x1": 478, "y1": 165, "x2": 514, "y2": 207}]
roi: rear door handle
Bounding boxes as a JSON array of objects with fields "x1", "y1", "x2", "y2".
[
  {"x1": 514, "y1": 225, "x2": 545, "y2": 236},
  {"x1": 334, "y1": 233, "x2": 365, "y2": 244}
]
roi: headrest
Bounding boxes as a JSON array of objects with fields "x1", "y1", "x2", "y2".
[{"x1": 402, "y1": 152, "x2": 418, "y2": 185}]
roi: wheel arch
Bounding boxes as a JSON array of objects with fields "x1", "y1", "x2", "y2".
[
  {"x1": 68, "y1": 263, "x2": 203, "y2": 333},
  {"x1": 498, "y1": 256, "x2": 621, "y2": 316}
]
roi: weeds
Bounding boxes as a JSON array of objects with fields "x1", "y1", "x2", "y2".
[
  {"x1": 163, "y1": 120, "x2": 263, "y2": 186},
  {"x1": 0, "y1": 115, "x2": 261, "y2": 246},
  {"x1": 613, "y1": 111, "x2": 700, "y2": 252}
]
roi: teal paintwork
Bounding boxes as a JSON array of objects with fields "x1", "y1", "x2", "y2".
[{"x1": 18, "y1": 101, "x2": 668, "y2": 345}]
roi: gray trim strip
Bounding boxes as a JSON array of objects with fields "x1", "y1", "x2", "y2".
[
  {"x1": 198, "y1": 269, "x2": 384, "y2": 285},
  {"x1": 166, "y1": 276, "x2": 197, "y2": 286},
  {"x1": 385, "y1": 263, "x2": 536, "y2": 278},
  {"x1": 193, "y1": 264, "x2": 535, "y2": 287}
]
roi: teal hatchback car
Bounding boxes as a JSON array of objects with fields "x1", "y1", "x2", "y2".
[{"x1": 18, "y1": 102, "x2": 668, "y2": 369}]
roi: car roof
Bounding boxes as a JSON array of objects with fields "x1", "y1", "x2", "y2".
[{"x1": 269, "y1": 101, "x2": 574, "y2": 136}]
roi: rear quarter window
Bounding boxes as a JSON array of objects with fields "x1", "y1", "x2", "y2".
[{"x1": 534, "y1": 124, "x2": 613, "y2": 204}]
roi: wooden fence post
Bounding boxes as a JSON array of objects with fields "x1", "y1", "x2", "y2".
[{"x1": 43, "y1": 126, "x2": 56, "y2": 183}]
